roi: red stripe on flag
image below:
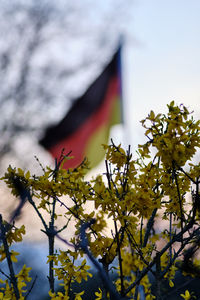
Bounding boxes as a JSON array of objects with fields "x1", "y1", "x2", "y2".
[{"x1": 49, "y1": 75, "x2": 119, "y2": 169}]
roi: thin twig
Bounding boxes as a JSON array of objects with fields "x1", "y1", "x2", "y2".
[
  {"x1": 169, "y1": 212, "x2": 172, "y2": 262},
  {"x1": 25, "y1": 275, "x2": 38, "y2": 299},
  {"x1": 172, "y1": 163, "x2": 184, "y2": 244},
  {"x1": 162, "y1": 277, "x2": 196, "y2": 300},
  {"x1": 79, "y1": 220, "x2": 122, "y2": 300},
  {"x1": 0, "y1": 268, "x2": 10, "y2": 280},
  {"x1": 143, "y1": 208, "x2": 157, "y2": 247},
  {"x1": 114, "y1": 218, "x2": 124, "y2": 295},
  {"x1": 0, "y1": 214, "x2": 20, "y2": 299},
  {"x1": 123, "y1": 218, "x2": 196, "y2": 297}
]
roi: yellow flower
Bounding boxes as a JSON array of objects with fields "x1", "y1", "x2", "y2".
[
  {"x1": 10, "y1": 250, "x2": 20, "y2": 262},
  {"x1": 95, "y1": 288, "x2": 102, "y2": 300},
  {"x1": 16, "y1": 264, "x2": 32, "y2": 282},
  {"x1": 6, "y1": 225, "x2": 26, "y2": 245},
  {"x1": 49, "y1": 290, "x2": 69, "y2": 300},
  {"x1": 74, "y1": 291, "x2": 84, "y2": 300},
  {"x1": 0, "y1": 293, "x2": 4, "y2": 300},
  {"x1": 169, "y1": 280, "x2": 174, "y2": 287},
  {"x1": 180, "y1": 290, "x2": 192, "y2": 300},
  {"x1": 47, "y1": 255, "x2": 58, "y2": 265}
]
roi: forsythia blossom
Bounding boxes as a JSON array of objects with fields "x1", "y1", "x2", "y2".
[{"x1": 1, "y1": 102, "x2": 200, "y2": 299}]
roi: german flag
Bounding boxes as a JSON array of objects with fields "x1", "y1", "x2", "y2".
[{"x1": 39, "y1": 47, "x2": 122, "y2": 169}]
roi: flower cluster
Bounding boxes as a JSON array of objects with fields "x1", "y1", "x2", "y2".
[
  {"x1": 48, "y1": 251, "x2": 92, "y2": 299},
  {"x1": 1, "y1": 102, "x2": 200, "y2": 299},
  {"x1": 0, "y1": 264, "x2": 32, "y2": 299}
]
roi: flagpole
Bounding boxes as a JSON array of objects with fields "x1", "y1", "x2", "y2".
[{"x1": 117, "y1": 36, "x2": 129, "y2": 150}]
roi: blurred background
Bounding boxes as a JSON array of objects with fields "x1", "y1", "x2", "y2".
[
  {"x1": 0, "y1": 0, "x2": 134, "y2": 174},
  {"x1": 0, "y1": 0, "x2": 200, "y2": 173},
  {"x1": 0, "y1": 0, "x2": 200, "y2": 298}
]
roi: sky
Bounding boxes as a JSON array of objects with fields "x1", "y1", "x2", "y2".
[{"x1": 122, "y1": 0, "x2": 200, "y2": 153}]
